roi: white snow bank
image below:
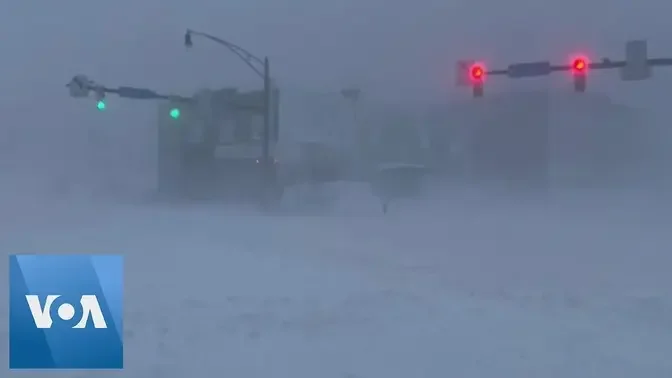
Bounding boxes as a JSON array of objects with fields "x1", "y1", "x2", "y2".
[{"x1": 0, "y1": 198, "x2": 670, "y2": 377}]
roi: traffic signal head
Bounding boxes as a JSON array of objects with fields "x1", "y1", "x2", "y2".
[
  {"x1": 96, "y1": 100, "x2": 106, "y2": 110},
  {"x1": 470, "y1": 63, "x2": 485, "y2": 81},
  {"x1": 569, "y1": 55, "x2": 588, "y2": 92},
  {"x1": 467, "y1": 63, "x2": 485, "y2": 98},
  {"x1": 169, "y1": 108, "x2": 181, "y2": 119},
  {"x1": 571, "y1": 57, "x2": 588, "y2": 74}
]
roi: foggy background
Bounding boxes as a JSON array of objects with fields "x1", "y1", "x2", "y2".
[
  {"x1": 2, "y1": 2, "x2": 672, "y2": 376},
  {"x1": 2, "y1": 0, "x2": 672, "y2": 202}
]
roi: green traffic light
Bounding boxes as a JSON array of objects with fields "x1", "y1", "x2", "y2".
[
  {"x1": 96, "y1": 100, "x2": 106, "y2": 110},
  {"x1": 169, "y1": 108, "x2": 180, "y2": 119}
]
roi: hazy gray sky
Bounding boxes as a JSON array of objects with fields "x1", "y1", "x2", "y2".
[
  {"x1": 3, "y1": 0, "x2": 671, "y2": 97},
  {"x1": 1, "y1": 0, "x2": 671, "y2": 168}
]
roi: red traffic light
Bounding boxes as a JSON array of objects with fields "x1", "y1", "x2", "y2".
[
  {"x1": 470, "y1": 63, "x2": 485, "y2": 81},
  {"x1": 570, "y1": 56, "x2": 588, "y2": 92},
  {"x1": 571, "y1": 57, "x2": 588, "y2": 73}
]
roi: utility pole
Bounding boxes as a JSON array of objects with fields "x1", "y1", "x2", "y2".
[{"x1": 263, "y1": 57, "x2": 271, "y2": 168}]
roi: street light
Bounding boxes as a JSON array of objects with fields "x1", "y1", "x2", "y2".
[{"x1": 183, "y1": 29, "x2": 272, "y2": 164}]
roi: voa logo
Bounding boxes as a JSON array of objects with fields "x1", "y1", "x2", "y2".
[
  {"x1": 26, "y1": 294, "x2": 107, "y2": 329},
  {"x1": 9, "y1": 254, "x2": 124, "y2": 369}
]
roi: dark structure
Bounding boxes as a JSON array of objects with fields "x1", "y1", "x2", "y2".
[
  {"x1": 156, "y1": 87, "x2": 281, "y2": 202},
  {"x1": 426, "y1": 91, "x2": 654, "y2": 192}
]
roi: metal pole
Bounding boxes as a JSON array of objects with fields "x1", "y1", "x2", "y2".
[
  {"x1": 261, "y1": 56, "x2": 273, "y2": 207},
  {"x1": 263, "y1": 57, "x2": 270, "y2": 165}
]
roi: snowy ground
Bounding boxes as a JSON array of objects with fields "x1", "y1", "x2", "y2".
[{"x1": 1, "y1": 185, "x2": 672, "y2": 377}]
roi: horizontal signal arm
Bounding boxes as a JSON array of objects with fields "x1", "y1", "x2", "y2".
[
  {"x1": 647, "y1": 58, "x2": 672, "y2": 66},
  {"x1": 483, "y1": 57, "x2": 672, "y2": 75},
  {"x1": 487, "y1": 69, "x2": 508, "y2": 76}
]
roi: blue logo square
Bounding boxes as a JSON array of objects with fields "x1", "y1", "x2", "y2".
[{"x1": 9, "y1": 254, "x2": 124, "y2": 370}]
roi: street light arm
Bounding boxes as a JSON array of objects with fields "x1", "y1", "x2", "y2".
[
  {"x1": 182, "y1": 28, "x2": 273, "y2": 169},
  {"x1": 66, "y1": 75, "x2": 191, "y2": 101},
  {"x1": 186, "y1": 29, "x2": 265, "y2": 78}
]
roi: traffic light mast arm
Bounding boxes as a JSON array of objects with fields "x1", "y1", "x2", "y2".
[
  {"x1": 105, "y1": 86, "x2": 191, "y2": 102},
  {"x1": 72, "y1": 82, "x2": 191, "y2": 102},
  {"x1": 459, "y1": 41, "x2": 665, "y2": 96},
  {"x1": 484, "y1": 57, "x2": 672, "y2": 78},
  {"x1": 486, "y1": 68, "x2": 508, "y2": 75},
  {"x1": 67, "y1": 75, "x2": 192, "y2": 110}
]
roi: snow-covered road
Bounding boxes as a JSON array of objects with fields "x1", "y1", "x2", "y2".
[{"x1": 2, "y1": 192, "x2": 671, "y2": 377}]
